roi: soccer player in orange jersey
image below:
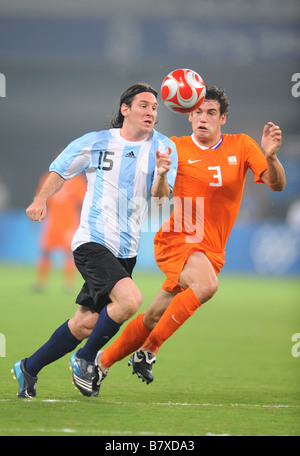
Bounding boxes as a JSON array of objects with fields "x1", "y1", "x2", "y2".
[{"x1": 95, "y1": 86, "x2": 285, "y2": 387}]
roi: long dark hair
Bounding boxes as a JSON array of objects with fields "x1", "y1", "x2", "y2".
[{"x1": 110, "y1": 83, "x2": 158, "y2": 128}]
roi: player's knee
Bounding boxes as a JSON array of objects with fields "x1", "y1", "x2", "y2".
[
  {"x1": 192, "y1": 277, "x2": 219, "y2": 303},
  {"x1": 143, "y1": 312, "x2": 160, "y2": 331},
  {"x1": 124, "y1": 290, "x2": 143, "y2": 318},
  {"x1": 77, "y1": 324, "x2": 93, "y2": 340},
  {"x1": 69, "y1": 320, "x2": 91, "y2": 340},
  {"x1": 69, "y1": 310, "x2": 98, "y2": 340}
]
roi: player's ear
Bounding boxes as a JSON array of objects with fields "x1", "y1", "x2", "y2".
[
  {"x1": 188, "y1": 112, "x2": 194, "y2": 122},
  {"x1": 220, "y1": 113, "x2": 227, "y2": 126},
  {"x1": 121, "y1": 103, "x2": 130, "y2": 118}
]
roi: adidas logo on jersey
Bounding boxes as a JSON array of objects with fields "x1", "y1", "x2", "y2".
[{"x1": 125, "y1": 151, "x2": 136, "y2": 158}]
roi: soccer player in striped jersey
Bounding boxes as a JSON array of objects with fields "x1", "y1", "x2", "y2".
[
  {"x1": 12, "y1": 83, "x2": 178, "y2": 398},
  {"x1": 96, "y1": 86, "x2": 286, "y2": 385}
]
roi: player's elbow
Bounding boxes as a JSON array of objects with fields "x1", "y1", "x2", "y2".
[
  {"x1": 268, "y1": 179, "x2": 286, "y2": 192},
  {"x1": 261, "y1": 167, "x2": 286, "y2": 192},
  {"x1": 275, "y1": 180, "x2": 286, "y2": 192}
]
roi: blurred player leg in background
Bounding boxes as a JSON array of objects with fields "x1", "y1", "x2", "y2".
[
  {"x1": 32, "y1": 172, "x2": 86, "y2": 292},
  {"x1": 34, "y1": 248, "x2": 77, "y2": 292}
]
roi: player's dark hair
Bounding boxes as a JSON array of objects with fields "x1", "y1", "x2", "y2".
[
  {"x1": 110, "y1": 83, "x2": 158, "y2": 128},
  {"x1": 205, "y1": 86, "x2": 229, "y2": 116}
]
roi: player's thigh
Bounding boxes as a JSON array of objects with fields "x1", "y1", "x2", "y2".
[
  {"x1": 143, "y1": 288, "x2": 177, "y2": 330},
  {"x1": 178, "y1": 251, "x2": 218, "y2": 303}
]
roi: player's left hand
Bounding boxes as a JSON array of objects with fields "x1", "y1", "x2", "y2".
[
  {"x1": 261, "y1": 122, "x2": 282, "y2": 158},
  {"x1": 156, "y1": 146, "x2": 172, "y2": 177}
]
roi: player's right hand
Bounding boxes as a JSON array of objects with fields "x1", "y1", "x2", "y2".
[
  {"x1": 26, "y1": 200, "x2": 47, "y2": 222},
  {"x1": 156, "y1": 146, "x2": 172, "y2": 177}
]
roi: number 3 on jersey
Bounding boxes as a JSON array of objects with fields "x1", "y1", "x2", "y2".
[{"x1": 208, "y1": 166, "x2": 222, "y2": 187}]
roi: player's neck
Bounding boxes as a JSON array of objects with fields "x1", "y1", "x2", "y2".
[
  {"x1": 119, "y1": 126, "x2": 150, "y2": 142},
  {"x1": 192, "y1": 132, "x2": 222, "y2": 149}
]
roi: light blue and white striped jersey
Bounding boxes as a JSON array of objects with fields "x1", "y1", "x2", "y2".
[{"x1": 49, "y1": 128, "x2": 178, "y2": 258}]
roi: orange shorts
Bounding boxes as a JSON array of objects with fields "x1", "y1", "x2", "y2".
[{"x1": 154, "y1": 229, "x2": 225, "y2": 293}]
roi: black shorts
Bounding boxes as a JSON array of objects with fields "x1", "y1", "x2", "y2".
[{"x1": 73, "y1": 242, "x2": 137, "y2": 313}]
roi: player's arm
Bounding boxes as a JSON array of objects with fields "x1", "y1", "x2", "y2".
[
  {"x1": 26, "y1": 171, "x2": 65, "y2": 222},
  {"x1": 151, "y1": 146, "x2": 172, "y2": 202},
  {"x1": 260, "y1": 122, "x2": 286, "y2": 191}
]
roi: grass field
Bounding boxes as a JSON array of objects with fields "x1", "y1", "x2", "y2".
[{"x1": 0, "y1": 264, "x2": 299, "y2": 437}]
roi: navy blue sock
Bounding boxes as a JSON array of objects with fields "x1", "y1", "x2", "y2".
[
  {"x1": 25, "y1": 320, "x2": 81, "y2": 377},
  {"x1": 77, "y1": 306, "x2": 122, "y2": 363}
]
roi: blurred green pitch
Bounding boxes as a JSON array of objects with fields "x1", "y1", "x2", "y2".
[{"x1": 0, "y1": 264, "x2": 299, "y2": 436}]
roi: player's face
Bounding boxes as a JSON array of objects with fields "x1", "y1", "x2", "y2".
[
  {"x1": 121, "y1": 92, "x2": 158, "y2": 140},
  {"x1": 189, "y1": 100, "x2": 226, "y2": 146}
]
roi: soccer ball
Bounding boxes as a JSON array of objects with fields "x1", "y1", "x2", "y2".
[{"x1": 160, "y1": 69, "x2": 206, "y2": 114}]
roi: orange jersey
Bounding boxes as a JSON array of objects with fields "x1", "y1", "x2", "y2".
[
  {"x1": 154, "y1": 133, "x2": 268, "y2": 290},
  {"x1": 38, "y1": 172, "x2": 86, "y2": 250}
]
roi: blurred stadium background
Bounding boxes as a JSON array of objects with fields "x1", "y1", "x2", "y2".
[{"x1": 0, "y1": 0, "x2": 299, "y2": 276}]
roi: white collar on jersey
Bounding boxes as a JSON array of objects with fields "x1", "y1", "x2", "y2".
[{"x1": 191, "y1": 134, "x2": 223, "y2": 150}]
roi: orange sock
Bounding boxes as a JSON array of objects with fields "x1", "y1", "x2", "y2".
[
  {"x1": 100, "y1": 313, "x2": 150, "y2": 369},
  {"x1": 64, "y1": 256, "x2": 76, "y2": 288},
  {"x1": 141, "y1": 288, "x2": 201, "y2": 354}
]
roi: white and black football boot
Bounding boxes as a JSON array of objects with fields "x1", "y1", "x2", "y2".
[{"x1": 128, "y1": 349, "x2": 156, "y2": 384}]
